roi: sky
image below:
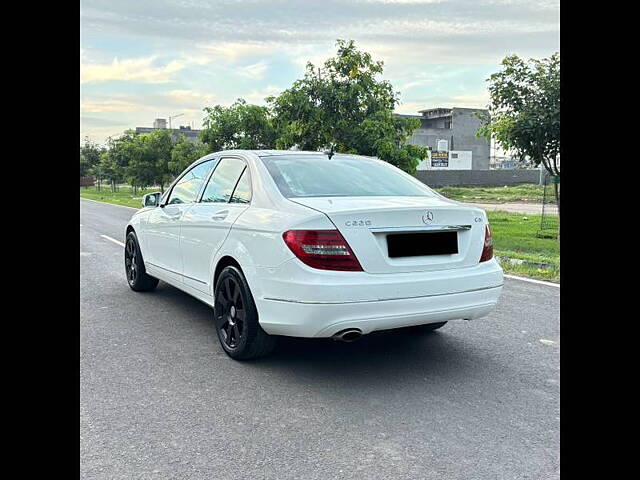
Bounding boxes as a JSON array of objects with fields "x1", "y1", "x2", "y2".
[{"x1": 80, "y1": 0, "x2": 559, "y2": 145}]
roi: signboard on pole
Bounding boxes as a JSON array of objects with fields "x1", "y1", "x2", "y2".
[
  {"x1": 431, "y1": 151, "x2": 449, "y2": 168},
  {"x1": 416, "y1": 150, "x2": 473, "y2": 170}
]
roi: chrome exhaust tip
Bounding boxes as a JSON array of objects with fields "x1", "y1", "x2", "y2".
[{"x1": 332, "y1": 328, "x2": 363, "y2": 342}]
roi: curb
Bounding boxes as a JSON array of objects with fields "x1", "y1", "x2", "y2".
[{"x1": 503, "y1": 274, "x2": 559, "y2": 288}]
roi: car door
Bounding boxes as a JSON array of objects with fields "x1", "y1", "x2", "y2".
[
  {"x1": 144, "y1": 159, "x2": 216, "y2": 282},
  {"x1": 180, "y1": 156, "x2": 252, "y2": 293}
]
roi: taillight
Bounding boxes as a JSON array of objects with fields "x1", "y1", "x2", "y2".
[
  {"x1": 480, "y1": 225, "x2": 493, "y2": 262},
  {"x1": 282, "y1": 230, "x2": 363, "y2": 271}
]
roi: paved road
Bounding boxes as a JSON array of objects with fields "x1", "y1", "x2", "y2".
[
  {"x1": 466, "y1": 202, "x2": 558, "y2": 216},
  {"x1": 80, "y1": 198, "x2": 560, "y2": 480}
]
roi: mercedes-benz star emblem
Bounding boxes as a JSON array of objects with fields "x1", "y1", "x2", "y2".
[{"x1": 422, "y1": 211, "x2": 434, "y2": 224}]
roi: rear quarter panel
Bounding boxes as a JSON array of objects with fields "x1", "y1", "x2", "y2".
[{"x1": 212, "y1": 202, "x2": 335, "y2": 299}]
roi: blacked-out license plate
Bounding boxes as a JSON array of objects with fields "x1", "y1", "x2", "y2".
[{"x1": 387, "y1": 231, "x2": 458, "y2": 258}]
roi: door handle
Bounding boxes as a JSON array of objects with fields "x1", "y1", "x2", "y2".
[{"x1": 211, "y1": 210, "x2": 229, "y2": 221}]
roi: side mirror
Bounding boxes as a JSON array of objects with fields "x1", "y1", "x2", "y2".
[{"x1": 142, "y1": 192, "x2": 161, "y2": 208}]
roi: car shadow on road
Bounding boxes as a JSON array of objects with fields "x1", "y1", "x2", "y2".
[
  {"x1": 255, "y1": 328, "x2": 493, "y2": 386},
  {"x1": 155, "y1": 282, "x2": 498, "y2": 388}
]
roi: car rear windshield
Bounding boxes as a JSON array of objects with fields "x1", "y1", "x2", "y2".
[{"x1": 260, "y1": 154, "x2": 434, "y2": 198}]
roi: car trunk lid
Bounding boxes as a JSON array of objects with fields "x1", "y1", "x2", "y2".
[{"x1": 290, "y1": 196, "x2": 486, "y2": 274}]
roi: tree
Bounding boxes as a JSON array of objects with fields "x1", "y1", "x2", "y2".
[
  {"x1": 80, "y1": 137, "x2": 103, "y2": 172},
  {"x1": 268, "y1": 39, "x2": 428, "y2": 173},
  {"x1": 478, "y1": 53, "x2": 560, "y2": 212},
  {"x1": 81, "y1": 136, "x2": 105, "y2": 188},
  {"x1": 200, "y1": 99, "x2": 276, "y2": 152},
  {"x1": 143, "y1": 129, "x2": 174, "y2": 191},
  {"x1": 97, "y1": 151, "x2": 120, "y2": 192},
  {"x1": 89, "y1": 161, "x2": 105, "y2": 191},
  {"x1": 169, "y1": 135, "x2": 209, "y2": 175},
  {"x1": 124, "y1": 133, "x2": 160, "y2": 193},
  {"x1": 80, "y1": 153, "x2": 89, "y2": 180},
  {"x1": 105, "y1": 131, "x2": 137, "y2": 190}
]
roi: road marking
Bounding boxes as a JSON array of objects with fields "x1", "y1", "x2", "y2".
[
  {"x1": 100, "y1": 234, "x2": 125, "y2": 248},
  {"x1": 80, "y1": 197, "x2": 138, "y2": 210},
  {"x1": 504, "y1": 274, "x2": 559, "y2": 288},
  {"x1": 539, "y1": 339, "x2": 557, "y2": 346},
  {"x1": 80, "y1": 224, "x2": 83, "y2": 227}
]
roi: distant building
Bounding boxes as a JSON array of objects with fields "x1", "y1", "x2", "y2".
[
  {"x1": 136, "y1": 119, "x2": 201, "y2": 143},
  {"x1": 396, "y1": 107, "x2": 490, "y2": 170},
  {"x1": 153, "y1": 118, "x2": 167, "y2": 129}
]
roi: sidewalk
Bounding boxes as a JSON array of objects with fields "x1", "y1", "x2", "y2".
[{"x1": 464, "y1": 202, "x2": 558, "y2": 215}]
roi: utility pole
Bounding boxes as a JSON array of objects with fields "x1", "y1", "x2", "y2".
[{"x1": 168, "y1": 113, "x2": 184, "y2": 131}]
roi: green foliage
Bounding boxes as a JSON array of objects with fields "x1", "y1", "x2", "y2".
[
  {"x1": 106, "y1": 130, "x2": 137, "y2": 174},
  {"x1": 98, "y1": 151, "x2": 119, "y2": 190},
  {"x1": 200, "y1": 99, "x2": 276, "y2": 152},
  {"x1": 477, "y1": 53, "x2": 560, "y2": 177},
  {"x1": 170, "y1": 135, "x2": 209, "y2": 175},
  {"x1": 123, "y1": 133, "x2": 162, "y2": 190},
  {"x1": 80, "y1": 154, "x2": 89, "y2": 178},
  {"x1": 435, "y1": 184, "x2": 544, "y2": 204},
  {"x1": 80, "y1": 185, "x2": 159, "y2": 208},
  {"x1": 80, "y1": 137, "x2": 103, "y2": 169},
  {"x1": 144, "y1": 129, "x2": 174, "y2": 189},
  {"x1": 268, "y1": 39, "x2": 427, "y2": 172},
  {"x1": 487, "y1": 211, "x2": 559, "y2": 282},
  {"x1": 81, "y1": 137, "x2": 105, "y2": 179}
]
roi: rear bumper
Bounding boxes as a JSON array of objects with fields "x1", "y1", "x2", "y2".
[
  {"x1": 255, "y1": 257, "x2": 504, "y2": 303},
  {"x1": 256, "y1": 284, "x2": 502, "y2": 338}
]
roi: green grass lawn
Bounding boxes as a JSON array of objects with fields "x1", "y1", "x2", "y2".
[
  {"x1": 488, "y1": 211, "x2": 559, "y2": 282},
  {"x1": 435, "y1": 184, "x2": 544, "y2": 204},
  {"x1": 81, "y1": 186, "x2": 559, "y2": 282},
  {"x1": 80, "y1": 185, "x2": 159, "y2": 208}
]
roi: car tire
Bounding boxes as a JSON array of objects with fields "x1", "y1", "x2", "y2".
[
  {"x1": 214, "y1": 266, "x2": 276, "y2": 360},
  {"x1": 124, "y1": 231, "x2": 159, "y2": 292}
]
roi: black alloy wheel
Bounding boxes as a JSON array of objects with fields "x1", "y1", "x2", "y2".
[
  {"x1": 215, "y1": 276, "x2": 245, "y2": 349},
  {"x1": 125, "y1": 237, "x2": 138, "y2": 286},
  {"x1": 124, "y1": 231, "x2": 159, "y2": 292},
  {"x1": 213, "y1": 266, "x2": 276, "y2": 360}
]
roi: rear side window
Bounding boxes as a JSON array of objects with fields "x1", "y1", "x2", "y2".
[
  {"x1": 260, "y1": 155, "x2": 434, "y2": 198},
  {"x1": 201, "y1": 158, "x2": 246, "y2": 203},
  {"x1": 230, "y1": 168, "x2": 252, "y2": 204},
  {"x1": 167, "y1": 160, "x2": 215, "y2": 205}
]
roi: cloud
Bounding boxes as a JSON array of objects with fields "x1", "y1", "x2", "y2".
[
  {"x1": 399, "y1": 81, "x2": 429, "y2": 90},
  {"x1": 81, "y1": 116, "x2": 129, "y2": 127},
  {"x1": 81, "y1": 99, "x2": 139, "y2": 112},
  {"x1": 81, "y1": 89, "x2": 217, "y2": 114},
  {"x1": 80, "y1": 0, "x2": 558, "y2": 143},
  {"x1": 397, "y1": 90, "x2": 490, "y2": 114},
  {"x1": 80, "y1": 0, "x2": 558, "y2": 55},
  {"x1": 80, "y1": 88, "x2": 220, "y2": 142},
  {"x1": 80, "y1": 55, "x2": 185, "y2": 84},
  {"x1": 163, "y1": 90, "x2": 217, "y2": 107},
  {"x1": 238, "y1": 61, "x2": 268, "y2": 80},
  {"x1": 191, "y1": 42, "x2": 277, "y2": 63},
  {"x1": 243, "y1": 85, "x2": 285, "y2": 105}
]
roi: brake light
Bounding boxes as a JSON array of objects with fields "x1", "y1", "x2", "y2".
[
  {"x1": 282, "y1": 230, "x2": 363, "y2": 271},
  {"x1": 480, "y1": 225, "x2": 493, "y2": 262}
]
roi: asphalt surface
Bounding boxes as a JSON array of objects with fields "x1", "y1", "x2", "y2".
[{"x1": 80, "y1": 198, "x2": 560, "y2": 480}]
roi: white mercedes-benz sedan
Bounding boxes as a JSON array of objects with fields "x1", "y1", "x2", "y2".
[{"x1": 125, "y1": 150, "x2": 503, "y2": 359}]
